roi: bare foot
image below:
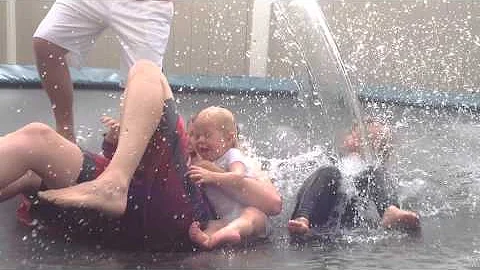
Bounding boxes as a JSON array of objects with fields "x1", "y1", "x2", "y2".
[
  {"x1": 38, "y1": 172, "x2": 129, "y2": 217},
  {"x1": 189, "y1": 221, "x2": 211, "y2": 249},
  {"x1": 288, "y1": 217, "x2": 310, "y2": 235},
  {"x1": 382, "y1": 205, "x2": 420, "y2": 230}
]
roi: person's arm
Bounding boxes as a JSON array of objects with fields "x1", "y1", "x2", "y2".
[
  {"x1": 101, "y1": 116, "x2": 120, "y2": 160},
  {"x1": 189, "y1": 161, "x2": 282, "y2": 216},
  {"x1": 189, "y1": 161, "x2": 244, "y2": 182},
  {"x1": 220, "y1": 173, "x2": 282, "y2": 216},
  {"x1": 188, "y1": 161, "x2": 245, "y2": 186}
]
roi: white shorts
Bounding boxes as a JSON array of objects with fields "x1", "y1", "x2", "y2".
[{"x1": 34, "y1": 0, "x2": 173, "y2": 76}]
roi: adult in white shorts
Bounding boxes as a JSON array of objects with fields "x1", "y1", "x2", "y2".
[{"x1": 33, "y1": 0, "x2": 174, "y2": 142}]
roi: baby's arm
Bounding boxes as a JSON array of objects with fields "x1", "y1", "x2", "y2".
[
  {"x1": 188, "y1": 161, "x2": 246, "y2": 185},
  {"x1": 188, "y1": 160, "x2": 281, "y2": 215},
  {"x1": 193, "y1": 159, "x2": 225, "y2": 173}
]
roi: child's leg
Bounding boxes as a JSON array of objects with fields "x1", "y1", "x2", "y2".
[
  {"x1": 189, "y1": 219, "x2": 227, "y2": 249},
  {"x1": 38, "y1": 60, "x2": 173, "y2": 217},
  {"x1": 206, "y1": 207, "x2": 267, "y2": 249},
  {"x1": 33, "y1": 38, "x2": 75, "y2": 142},
  {"x1": 356, "y1": 167, "x2": 420, "y2": 230},
  {"x1": 0, "y1": 123, "x2": 83, "y2": 200},
  {"x1": 289, "y1": 165, "x2": 343, "y2": 235},
  {"x1": 33, "y1": 0, "x2": 106, "y2": 142},
  {"x1": 0, "y1": 171, "x2": 41, "y2": 202}
]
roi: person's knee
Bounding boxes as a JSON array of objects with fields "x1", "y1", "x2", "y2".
[
  {"x1": 33, "y1": 37, "x2": 48, "y2": 53},
  {"x1": 19, "y1": 122, "x2": 58, "y2": 143},
  {"x1": 33, "y1": 37, "x2": 67, "y2": 57},
  {"x1": 8, "y1": 123, "x2": 58, "y2": 156},
  {"x1": 128, "y1": 59, "x2": 161, "y2": 80},
  {"x1": 127, "y1": 60, "x2": 172, "y2": 99},
  {"x1": 316, "y1": 165, "x2": 342, "y2": 183}
]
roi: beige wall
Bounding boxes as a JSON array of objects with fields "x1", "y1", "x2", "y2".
[
  {"x1": 326, "y1": 0, "x2": 480, "y2": 92},
  {"x1": 0, "y1": 1, "x2": 6, "y2": 62},
  {"x1": 7, "y1": 0, "x2": 251, "y2": 76},
  {"x1": 268, "y1": 0, "x2": 480, "y2": 92},
  {"x1": 14, "y1": 0, "x2": 121, "y2": 67},
  {"x1": 1, "y1": 0, "x2": 479, "y2": 92},
  {"x1": 165, "y1": 0, "x2": 252, "y2": 75},
  {"x1": 15, "y1": 0, "x2": 51, "y2": 64}
]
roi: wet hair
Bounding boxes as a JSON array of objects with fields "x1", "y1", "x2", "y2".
[
  {"x1": 195, "y1": 106, "x2": 239, "y2": 148},
  {"x1": 364, "y1": 117, "x2": 393, "y2": 163},
  {"x1": 350, "y1": 117, "x2": 393, "y2": 163},
  {"x1": 187, "y1": 113, "x2": 197, "y2": 133}
]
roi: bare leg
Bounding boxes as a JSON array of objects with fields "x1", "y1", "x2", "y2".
[
  {"x1": 0, "y1": 171, "x2": 42, "y2": 203},
  {"x1": 189, "y1": 221, "x2": 214, "y2": 248},
  {"x1": 38, "y1": 60, "x2": 171, "y2": 217},
  {"x1": 382, "y1": 205, "x2": 420, "y2": 230},
  {"x1": 190, "y1": 207, "x2": 266, "y2": 249},
  {"x1": 189, "y1": 219, "x2": 228, "y2": 249},
  {"x1": 287, "y1": 217, "x2": 310, "y2": 235},
  {"x1": 0, "y1": 123, "x2": 83, "y2": 201},
  {"x1": 33, "y1": 38, "x2": 75, "y2": 142},
  {"x1": 208, "y1": 207, "x2": 266, "y2": 248}
]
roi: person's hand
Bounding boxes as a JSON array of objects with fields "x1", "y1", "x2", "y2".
[
  {"x1": 188, "y1": 165, "x2": 215, "y2": 185},
  {"x1": 101, "y1": 116, "x2": 120, "y2": 145},
  {"x1": 343, "y1": 129, "x2": 361, "y2": 154},
  {"x1": 193, "y1": 160, "x2": 224, "y2": 173}
]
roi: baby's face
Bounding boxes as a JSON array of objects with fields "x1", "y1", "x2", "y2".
[{"x1": 190, "y1": 115, "x2": 232, "y2": 161}]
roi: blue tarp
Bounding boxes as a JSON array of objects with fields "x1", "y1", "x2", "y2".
[
  {"x1": 1, "y1": 64, "x2": 479, "y2": 111},
  {"x1": 0, "y1": 64, "x2": 297, "y2": 96}
]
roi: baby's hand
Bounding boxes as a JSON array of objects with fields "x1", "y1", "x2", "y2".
[
  {"x1": 187, "y1": 165, "x2": 214, "y2": 185},
  {"x1": 101, "y1": 116, "x2": 120, "y2": 144},
  {"x1": 193, "y1": 160, "x2": 225, "y2": 173}
]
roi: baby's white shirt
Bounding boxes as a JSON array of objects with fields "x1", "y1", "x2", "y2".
[{"x1": 206, "y1": 148, "x2": 255, "y2": 220}]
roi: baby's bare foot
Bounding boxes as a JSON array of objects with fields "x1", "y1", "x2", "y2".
[{"x1": 189, "y1": 221, "x2": 211, "y2": 249}]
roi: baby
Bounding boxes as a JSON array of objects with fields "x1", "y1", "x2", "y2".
[{"x1": 187, "y1": 106, "x2": 269, "y2": 249}]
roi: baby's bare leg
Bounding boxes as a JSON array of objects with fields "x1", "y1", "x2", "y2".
[
  {"x1": 208, "y1": 207, "x2": 267, "y2": 249},
  {"x1": 189, "y1": 219, "x2": 227, "y2": 249}
]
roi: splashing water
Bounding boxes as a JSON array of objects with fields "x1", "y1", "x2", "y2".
[
  {"x1": 271, "y1": 0, "x2": 373, "y2": 165},
  {"x1": 265, "y1": 0, "x2": 399, "y2": 234}
]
